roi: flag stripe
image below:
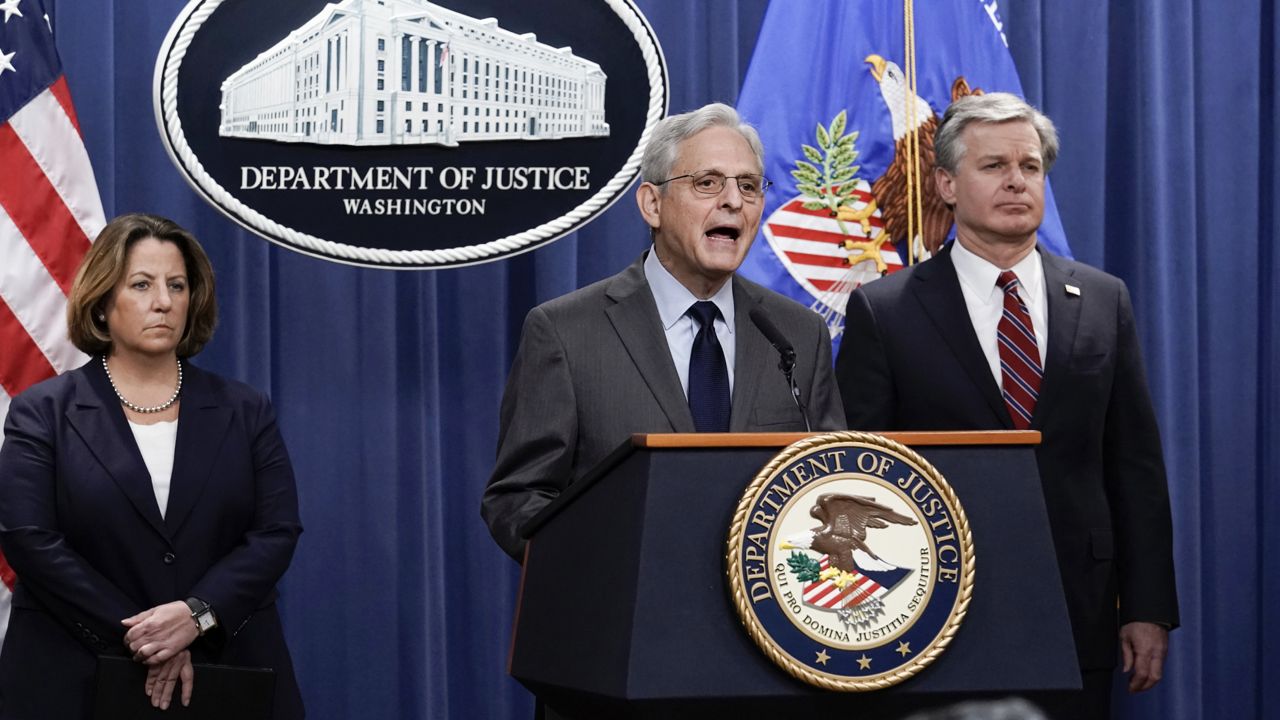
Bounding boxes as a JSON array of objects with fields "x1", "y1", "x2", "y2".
[
  {"x1": 0, "y1": 296, "x2": 58, "y2": 398},
  {"x1": 768, "y1": 221, "x2": 877, "y2": 246},
  {"x1": 0, "y1": 207, "x2": 88, "y2": 376},
  {"x1": 768, "y1": 234, "x2": 853, "y2": 258},
  {"x1": 782, "y1": 263, "x2": 867, "y2": 282},
  {"x1": 766, "y1": 234, "x2": 892, "y2": 259},
  {"x1": 0, "y1": 128, "x2": 90, "y2": 294},
  {"x1": 47, "y1": 76, "x2": 82, "y2": 135},
  {"x1": 846, "y1": 582, "x2": 879, "y2": 606},
  {"x1": 8, "y1": 85, "x2": 104, "y2": 250},
  {"x1": 780, "y1": 195, "x2": 880, "y2": 219},
  {"x1": 770, "y1": 205, "x2": 885, "y2": 233},
  {"x1": 782, "y1": 250, "x2": 855, "y2": 269}
]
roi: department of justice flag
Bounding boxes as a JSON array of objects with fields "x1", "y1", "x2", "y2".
[{"x1": 736, "y1": 0, "x2": 1070, "y2": 348}]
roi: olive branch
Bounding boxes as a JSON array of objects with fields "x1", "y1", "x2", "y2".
[
  {"x1": 790, "y1": 110, "x2": 868, "y2": 237},
  {"x1": 787, "y1": 551, "x2": 823, "y2": 584},
  {"x1": 789, "y1": 110, "x2": 885, "y2": 274}
]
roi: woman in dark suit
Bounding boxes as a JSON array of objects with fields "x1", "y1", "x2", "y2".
[{"x1": 0, "y1": 214, "x2": 303, "y2": 718}]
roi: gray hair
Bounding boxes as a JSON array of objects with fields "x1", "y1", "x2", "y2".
[
  {"x1": 934, "y1": 92, "x2": 1059, "y2": 174},
  {"x1": 640, "y1": 103, "x2": 765, "y2": 187}
]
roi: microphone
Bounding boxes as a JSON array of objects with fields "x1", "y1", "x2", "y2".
[{"x1": 749, "y1": 307, "x2": 811, "y2": 432}]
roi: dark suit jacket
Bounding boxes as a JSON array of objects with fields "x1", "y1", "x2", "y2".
[
  {"x1": 482, "y1": 254, "x2": 846, "y2": 560},
  {"x1": 835, "y1": 243, "x2": 1178, "y2": 669},
  {"x1": 0, "y1": 359, "x2": 304, "y2": 719}
]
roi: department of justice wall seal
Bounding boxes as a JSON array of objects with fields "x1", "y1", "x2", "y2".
[
  {"x1": 726, "y1": 432, "x2": 974, "y2": 691},
  {"x1": 154, "y1": 0, "x2": 667, "y2": 269}
]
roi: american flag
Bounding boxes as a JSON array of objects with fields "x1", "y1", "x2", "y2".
[{"x1": 0, "y1": 0, "x2": 106, "y2": 644}]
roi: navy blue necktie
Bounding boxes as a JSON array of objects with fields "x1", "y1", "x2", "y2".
[{"x1": 687, "y1": 301, "x2": 731, "y2": 432}]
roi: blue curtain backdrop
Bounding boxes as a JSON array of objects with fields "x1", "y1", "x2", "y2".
[{"x1": 38, "y1": 1, "x2": 1277, "y2": 718}]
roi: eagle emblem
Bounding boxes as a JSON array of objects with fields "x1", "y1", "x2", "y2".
[
  {"x1": 783, "y1": 494, "x2": 918, "y2": 630},
  {"x1": 761, "y1": 54, "x2": 981, "y2": 338}
]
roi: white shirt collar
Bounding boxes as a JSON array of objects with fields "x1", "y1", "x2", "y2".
[
  {"x1": 950, "y1": 238, "x2": 1044, "y2": 305},
  {"x1": 644, "y1": 247, "x2": 735, "y2": 332}
]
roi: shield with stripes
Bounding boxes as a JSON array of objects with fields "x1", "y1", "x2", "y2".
[
  {"x1": 798, "y1": 553, "x2": 911, "y2": 629},
  {"x1": 760, "y1": 182, "x2": 902, "y2": 339}
]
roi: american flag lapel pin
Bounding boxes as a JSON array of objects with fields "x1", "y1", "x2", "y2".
[{"x1": 1065, "y1": 284, "x2": 1081, "y2": 296}]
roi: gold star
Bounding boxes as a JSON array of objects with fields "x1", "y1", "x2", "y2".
[
  {"x1": 896, "y1": 641, "x2": 912, "y2": 657},
  {"x1": 857, "y1": 654, "x2": 872, "y2": 670},
  {"x1": 814, "y1": 649, "x2": 831, "y2": 666}
]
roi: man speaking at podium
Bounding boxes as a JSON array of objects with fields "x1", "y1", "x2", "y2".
[
  {"x1": 835, "y1": 93, "x2": 1178, "y2": 717},
  {"x1": 483, "y1": 103, "x2": 845, "y2": 562}
]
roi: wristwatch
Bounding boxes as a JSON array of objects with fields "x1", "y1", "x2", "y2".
[{"x1": 184, "y1": 597, "x2": 218, "y2": 636}]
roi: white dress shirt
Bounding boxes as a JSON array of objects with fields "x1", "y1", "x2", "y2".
[
  {"x1": 128, "y1": 418, "x2": 178, "y2": 518},
  {"x1": 644, "y1": 247, "x2": 736, "y2": 397},
  {"x1": 950, "y1": 240, "x2": 1049, "y2": 386}
]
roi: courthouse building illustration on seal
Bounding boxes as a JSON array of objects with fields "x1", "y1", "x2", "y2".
[{"x1": 218, "y1": 0, "x2": 609, "y2": 146}]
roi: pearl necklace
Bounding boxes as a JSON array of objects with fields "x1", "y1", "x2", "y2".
[{"x1": 102, "y1": 356, "x2": 183, "y2": 414}]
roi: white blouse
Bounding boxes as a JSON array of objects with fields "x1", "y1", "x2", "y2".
[{"x1": 127, "y1": 418, "x2": 178, "y2": 518}]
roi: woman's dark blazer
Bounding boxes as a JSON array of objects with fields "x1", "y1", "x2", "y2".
[{"x1": 0, "y1": 358, "x2": 304, "y2": 719}]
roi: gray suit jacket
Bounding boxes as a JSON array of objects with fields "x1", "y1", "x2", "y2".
[{"x1": 482, "y1": 253, "x2": 845, "y2": 560}]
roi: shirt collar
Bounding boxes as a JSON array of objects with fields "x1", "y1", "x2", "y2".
[
  {"x1": 644, "y1": 247, "x2": 736, "y2": 332},
  {"x1": 951, "y1": 239, "x2": 1044, "y2": 305}
]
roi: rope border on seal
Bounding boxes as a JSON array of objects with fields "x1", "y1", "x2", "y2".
[
  {"x1": 153, "y1": 0, "x2": 668, "y2": 268},
  {"x1": 725, "y1": 431, "x2": 976, "y2": 692}
]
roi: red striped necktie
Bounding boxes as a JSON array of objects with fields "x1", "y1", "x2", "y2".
[{"x1": 995, "y1": 271, "x2": 1042, "y2": 429}]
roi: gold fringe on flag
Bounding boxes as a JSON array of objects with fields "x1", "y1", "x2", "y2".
[{"x1": 902, "y1": 0, "x2": 924, "y2": 265}]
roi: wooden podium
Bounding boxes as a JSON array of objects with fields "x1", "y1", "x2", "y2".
[{"x1": 509, "y1": 432, "x2": 1079, "y2": 719}]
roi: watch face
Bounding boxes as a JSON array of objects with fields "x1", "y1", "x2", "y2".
[{"x1": 196, "y1": 612, "x2": 216, "y2": 633}]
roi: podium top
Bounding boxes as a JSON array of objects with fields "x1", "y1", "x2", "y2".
[
  {"x1": 522, "y1": 430, "x2": 1039, "y2": 542},
  {"x1": 632, "y1": 430, "x2": 1041, "y2": 448}
]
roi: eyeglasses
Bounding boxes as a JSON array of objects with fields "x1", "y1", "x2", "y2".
[{"x1": 654, "y1": 170, "x2": 772, "y2": 200}]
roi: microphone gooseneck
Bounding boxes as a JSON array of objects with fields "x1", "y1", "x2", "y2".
[{"x1": 749, "y1": 307, "x2": 811, "y2": 432}]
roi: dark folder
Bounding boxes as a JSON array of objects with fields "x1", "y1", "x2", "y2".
[{"x1": 93, "y1": 655, "x2": 275, "y2": 720}]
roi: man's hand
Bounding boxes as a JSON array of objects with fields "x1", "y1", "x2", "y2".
[
  {"x1": 122, "y1": 601, "x2": 200, "y2": 665},
  {"x1": 1120, "y1": 621, "x2": 1168, "y2": 692}
]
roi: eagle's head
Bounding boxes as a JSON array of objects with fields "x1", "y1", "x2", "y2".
[{"x1": 865, "y1": 54, "x2": 935, "y2": 142}]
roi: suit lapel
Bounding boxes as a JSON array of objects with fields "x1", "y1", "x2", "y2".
[
  {"x1": 66, "y1": 360, "x2": 169, "y2": 539},
  {"x1": 729, "y1": 279, "x2": 770, "y2": 432},
  {"x1": 605, "y1": 256, "x2": 697, "y2": 432},
  {"x1": 163, "y1": 363, "x2": 233, "y2": 536},
  {"x1": 1034, "y1": 249, "x2": 1083, "y2": 428},
  {"x1": 909, "y1": 246, "x2": 1012, "y2": 427}
]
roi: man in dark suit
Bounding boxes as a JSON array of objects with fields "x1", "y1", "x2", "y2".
[
  {"x1": 483, "y1": 103, "x2": 845, "y2": 561},
  {"x1": 835, "y1": 93, "x2": 1177, "y2": 717}
]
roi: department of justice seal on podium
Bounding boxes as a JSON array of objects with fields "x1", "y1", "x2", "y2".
[{"x1": 726, "y1": 432, "x2": 974, "y2": 690}]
